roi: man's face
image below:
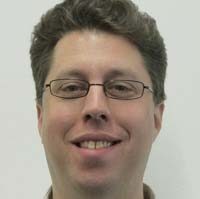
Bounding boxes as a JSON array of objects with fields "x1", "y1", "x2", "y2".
[{"x1": 37, "y1": 31, "x2": 164, "y2": 192}]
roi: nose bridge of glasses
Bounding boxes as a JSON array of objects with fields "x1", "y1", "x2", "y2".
[
  {"x1": 87, "y1": 83, "x2": 105, "y2": 95},
  {"x1": 89, "y1": 83, "x2": 104, "y2": 86},
  {"x1": 83, "y1": 83, "x2": 110, "y2": 113}
]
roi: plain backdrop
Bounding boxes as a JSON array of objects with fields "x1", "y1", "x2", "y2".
[{"x1": 0, "y1": 0, "x2": 199, "y2": 198}]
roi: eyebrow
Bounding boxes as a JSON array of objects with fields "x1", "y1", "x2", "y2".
[
  {"x1": 54, "y1": 68, "x2": 139, "y2": 81},
  {"x1": 55, "y1": 69, "x2": 87, "y2": 79},
  {"x1": 104, "y1": 69, "x2": 138, "y2": 80}
]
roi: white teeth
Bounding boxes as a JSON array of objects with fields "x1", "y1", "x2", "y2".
[
  {"x1": 80, "y1": 141, "x2": 112, "y2": 149},
  {"x1": 88, "y1": 141, "x2": 95, "y2": 149}
]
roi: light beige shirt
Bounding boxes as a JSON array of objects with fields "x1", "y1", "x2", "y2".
[{"x1": 44, "y1": 184, "x2": 155, "y2": 199}]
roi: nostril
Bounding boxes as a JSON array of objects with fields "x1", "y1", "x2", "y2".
[
  {"x1": 100, "y1": 114, "x2": 107, "y2": 121},
  {"x1": 84, "y1": 113, "x2": 108, "y2": 123},
  {"x1": 84, "y1": 114, "x2": 92, "y2": 122}
]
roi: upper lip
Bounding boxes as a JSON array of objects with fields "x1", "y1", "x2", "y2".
[{"x1": 70, "y1": 133, "x2": 122, "y2": 144}]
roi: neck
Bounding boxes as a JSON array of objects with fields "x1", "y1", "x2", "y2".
[{"x1": 52, "y1": 182, "x2": 144, "y2": 199}]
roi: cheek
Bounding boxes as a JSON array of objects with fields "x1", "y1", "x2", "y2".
[
  {"x1": 110, "y1": 103, "x2": 155, "y2": 175},
  {"x1": 41, "y1": 103, "x2": 81, "y2": 168},
  {"x1": 114, "y1": 102, "x2": 155, "y2": 146},
  {"x1": 41, "y1": 103, "x2": 79, "y2": 144}
]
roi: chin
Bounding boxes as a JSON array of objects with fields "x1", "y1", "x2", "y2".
[{"x1": 73, "y1": 172, "x2": 117, "y2": 193}]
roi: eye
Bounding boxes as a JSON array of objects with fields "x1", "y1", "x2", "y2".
[
  {"x1": 113, "y1": 84, "x2": 131, "y2": 91},
  {"x1": 59, "y1": 82, "x2": 85, "y2": 92},
  {"x1": 50, "y1": 80, "x2": 89, "y2": 99},
  {"x1": 105, "y1": 80, "x2": 141, "y2": 98},
  {"x1": 107, "y1": 81, "x2": 133, "y2": 92}
]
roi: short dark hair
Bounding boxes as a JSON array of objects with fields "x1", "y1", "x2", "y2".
[{"x1": 30, "y1": 0, "x2": 167, "y2": 104}]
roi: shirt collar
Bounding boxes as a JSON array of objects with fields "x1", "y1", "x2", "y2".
[
  {"x1": 44, "y1": 187, "x2": 52, "y2": 199},
  {"x1": 143, "y1": 184, "x2": 155, "y2": 199},
  {"x1": 44, "y1": 183, "x2": 155, "y2": 199}
]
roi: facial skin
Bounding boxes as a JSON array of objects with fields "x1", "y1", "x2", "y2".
[{"x1": 37, "y1": 30, "x2": 164, "y2": 199}]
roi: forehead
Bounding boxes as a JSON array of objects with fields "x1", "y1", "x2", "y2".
[{"x1": 47, "y1": 30, "x2": 151, "y2": 83}]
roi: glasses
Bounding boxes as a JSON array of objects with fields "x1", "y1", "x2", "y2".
[{"x1": 45, "y1": 79, "x2": 153, "y2": 100}]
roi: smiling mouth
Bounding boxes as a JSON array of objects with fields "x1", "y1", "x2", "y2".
[{"x1": 75, "y1": 140, "x2": 121, "y2": 150}]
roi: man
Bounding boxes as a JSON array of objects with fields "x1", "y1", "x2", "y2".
[{"x1": 30, "y1": 0, "x2": 167, "y2": 198}]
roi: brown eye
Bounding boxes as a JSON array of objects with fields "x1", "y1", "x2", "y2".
[
  {"x1": 107, "y1": 81, "x2": 136, "y2": 95},
  {"x1": 49, "y1": 79, "x2": 88, "y2": 99},
  {"x1": 59, "y1": 83, "x2": 84, "y2": 92},
  {"x1": 104, "y1": 80, "x2": 144, "y2": 99}
]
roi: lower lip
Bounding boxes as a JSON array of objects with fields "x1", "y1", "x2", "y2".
[{"x1": 71, "y1": 143, "x2": 121, "y2": 159}]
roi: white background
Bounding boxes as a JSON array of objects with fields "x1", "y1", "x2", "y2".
[{"x1": 0, "y1": 0, "x2": 199, "y2": 198}]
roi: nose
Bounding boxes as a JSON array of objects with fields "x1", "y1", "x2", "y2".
[{"x1": 81, "y1": 85, "x2": 111, "y2": 125}]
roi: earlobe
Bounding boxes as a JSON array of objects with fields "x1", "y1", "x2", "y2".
[
  {"x1": 36, "y1": 103, "x2": 43, "y2": 139},
  {"x1": 153, "y1": 102, "x2": 165, "y2": 141}
]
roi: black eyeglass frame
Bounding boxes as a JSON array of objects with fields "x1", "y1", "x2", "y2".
[{"x1": 45, "y1": 79, "x2": 153, "y2": 100}]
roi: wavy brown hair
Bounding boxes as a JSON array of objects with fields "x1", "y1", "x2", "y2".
[{"x1": 30, "y1": 0, "x2": 167, "y2": 104}]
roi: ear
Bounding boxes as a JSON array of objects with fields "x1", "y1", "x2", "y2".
[
  {"x1": 152, "y1": 102, "x2": 165, "y2": 142},
  {"x1": 36, "y1": 103, "x2": 43, "y2": 140}
]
